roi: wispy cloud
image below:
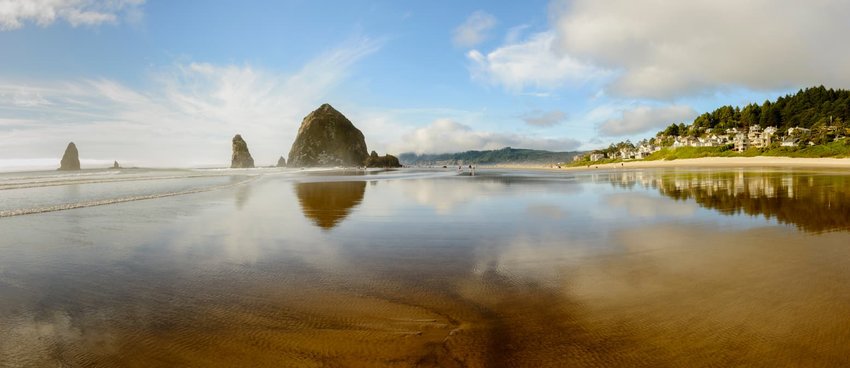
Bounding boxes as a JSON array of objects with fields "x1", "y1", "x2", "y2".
[
  {"x1": 0, "y1": 0, "x2": 145, "y2": 30},
  {"x1": 0, "y1": 37, "x2": 383, "y2": 170},
  {"x1": 452, "y1": 11, "x2": 497, "y2": 48},
  {"x1": 520, "y1": 109, "x2": 567, "y2": 127}
]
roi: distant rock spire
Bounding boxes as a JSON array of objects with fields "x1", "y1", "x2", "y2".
[
  {"x1": 277, "y1": 156, "x2": 287, "y2": 167},
  {"x1": 231, "y1": 134, "x2": 255, "y2": 168},
  {"x1": 58, "y1": 142, "x2": 81, "y2": 171}
]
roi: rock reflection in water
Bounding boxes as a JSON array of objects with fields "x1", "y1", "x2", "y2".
[{"x1": 295, "y1": 180, "x2": 366, "y2": 229}]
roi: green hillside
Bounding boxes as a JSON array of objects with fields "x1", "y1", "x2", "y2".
[{"x1": 399, "y1": 147, "x2": 580, "y2": 165}]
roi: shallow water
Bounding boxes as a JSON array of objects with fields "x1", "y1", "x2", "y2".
[{"x1": 1, "y1": 167, "x2": 849, "y2": 367}]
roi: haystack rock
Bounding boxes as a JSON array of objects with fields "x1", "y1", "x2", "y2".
[
  {"x1": 58, "y1": 142, "x2": 81, "y2": 171},
  {"x1": 231, "y1": 134, "x2": 255, "y2": 168},
  {"x1": 277, "y1": 156, "x2": 286, "y2": 167},
  {"x1": 365, "y1": 151, "x2": 402, "y2": 168},
  {"x1": 287, "y1": 104, "x2": 368, "y2": 167},
  {"x1": 113, "y1": 161, "x2": 120, "y2": 169}
]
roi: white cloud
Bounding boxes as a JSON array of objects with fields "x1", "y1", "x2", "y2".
[
  {"x1": 0, "y1": 0, "x2": 144, "y2": 30},
  {"x1": 467, "y1": 31, "x2": 609, "y2": 92},
  {"x1": 0, "y1": 37, "x2": 383, "y2": 170},
  {"x1": 598, "y1": 105, "x2": 696, "y2": 137},
  {"x1": 389, "y1": 119, "x2": 580, "y2": 154},
  {"x1": 520, "y1": 109, "x2": 566, "y2": 127},
  {"x1": 554, "y1": 0, "x2": 850, "y2": 99},
  {"x1": 452, "y1": 10, "x2": 497, "y2": 48}
]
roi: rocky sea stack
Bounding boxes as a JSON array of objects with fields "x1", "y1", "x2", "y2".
[
  {"x1": 277, "y1": 156, "x2": 287, "y2": 167},
  {"x1": 365, "y1": 151, "x2": 402, "y2": 168},
  {"x1": 231, "y1": 134, "x2": 255, "y2": 168},
  {"x1": 58, "y1": 142, "x2": 81, "y2": 171},
  {"x1": 287, "y1": 104, "x2": 368, "y2": 167}
]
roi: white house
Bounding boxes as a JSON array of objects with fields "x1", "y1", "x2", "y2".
[
  {"x1": 781, "y1": 137, "x2": 798, "y2": 147},
  {"x1": 735, "y1": 133, "x2": 749, "y2": 152},
  {"x1": 764, "y1": 126, "x2": 778, "y2": 136}
]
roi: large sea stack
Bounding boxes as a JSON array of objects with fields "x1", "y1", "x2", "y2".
[
  {"x1": 58, "y1": 142, "x2": 81, "y2": 171},
  {"x1": 231, "y1": 134, "x2": 255, "y2": 168},
  {"x1": 287, "y1": 104, "x2": 369, "y2": 167}
]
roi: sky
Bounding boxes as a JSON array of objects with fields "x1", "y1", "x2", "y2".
[{"x1": 1, "y1": 0, "x2": 850, "y2": 170}]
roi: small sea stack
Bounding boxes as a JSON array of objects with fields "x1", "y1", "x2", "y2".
[
  {"x1": 231, "y1": 134, "x2": 255, "y2": 168},
  {"x1": 58, "y1": 142, "x2": 81, "y2": 171},
  {"x1": 112, "y1": 161, "x2": 120, "y2": 169},
  {"x1": 365, "y1": 151, "x2": 402, "y2": 168},
  {"x1": 277, "y1": 156, "x2": 287, "y2": 167}
]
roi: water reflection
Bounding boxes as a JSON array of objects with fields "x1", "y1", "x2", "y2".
[
  {"x1": 295, "y1": 181, "x2": 366, "y2": 229},
  {"x1": 3, "y1": 169, "x2": 850, "y2": 367},
  {"x1": 606, "y1": 170, "x2": 850, "y2": 233}
]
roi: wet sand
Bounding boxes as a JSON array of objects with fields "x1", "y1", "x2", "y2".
[{"x1": 2, "y1": 168, "x2": 850, "y2": 367}]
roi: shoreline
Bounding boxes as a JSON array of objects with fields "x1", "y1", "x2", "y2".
[{"x1": 490, "y1": 156, "x2": 850, "y2": 171}]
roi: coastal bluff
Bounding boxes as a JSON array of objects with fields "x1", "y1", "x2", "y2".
[
  {"x1": 287, "y1": 104, "x2": 369, "y2": 167},
  {"x1": 58, "y1": 142, "x2": 81, "y2": 171}
]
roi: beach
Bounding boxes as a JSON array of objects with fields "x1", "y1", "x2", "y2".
[
  {"x1": 2, "y1": 167, "x2": 850, "y2": 367},
  {"x1": 490, "y1": 156, "x2": 850, "y2": 171}
]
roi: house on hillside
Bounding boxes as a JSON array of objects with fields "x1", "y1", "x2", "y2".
[
  {"x1": 764, "y1": 126, "x2": 778, "y2": 136},
  {"x1": 637, "y1": 144, "x2": 657, "y2": 158},
  {"x1": 787, "y1": 127, "x2": 810, "y2": 136},
  {"x1": 589, "y1": 153, "x2": 605, "y2": 162},
  {"x1": 781, "y1": 137, "x2": 799, "y2": 147},
  {"x1": 735, "y1": 133, "x2": 748, "y2": 152},
  {"x1": 747, "y1": 125, "x2": 776, "y2": 148}
]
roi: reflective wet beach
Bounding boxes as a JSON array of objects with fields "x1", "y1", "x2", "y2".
[{"x1": 1, "y1": 168, "x2": 850, "y2": 367}]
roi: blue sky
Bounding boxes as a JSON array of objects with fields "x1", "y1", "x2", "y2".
[{"x1": 1, "y1": 0, "x2": 848, "y2": 170}]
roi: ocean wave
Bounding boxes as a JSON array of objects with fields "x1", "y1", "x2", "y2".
[{"x1": 0, "y1": 171, "x2": 252, "y2": 191}]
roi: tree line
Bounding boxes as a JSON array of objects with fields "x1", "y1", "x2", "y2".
[{"x1": 661, "y1": 85, "x2": 850, "y2": 137}]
